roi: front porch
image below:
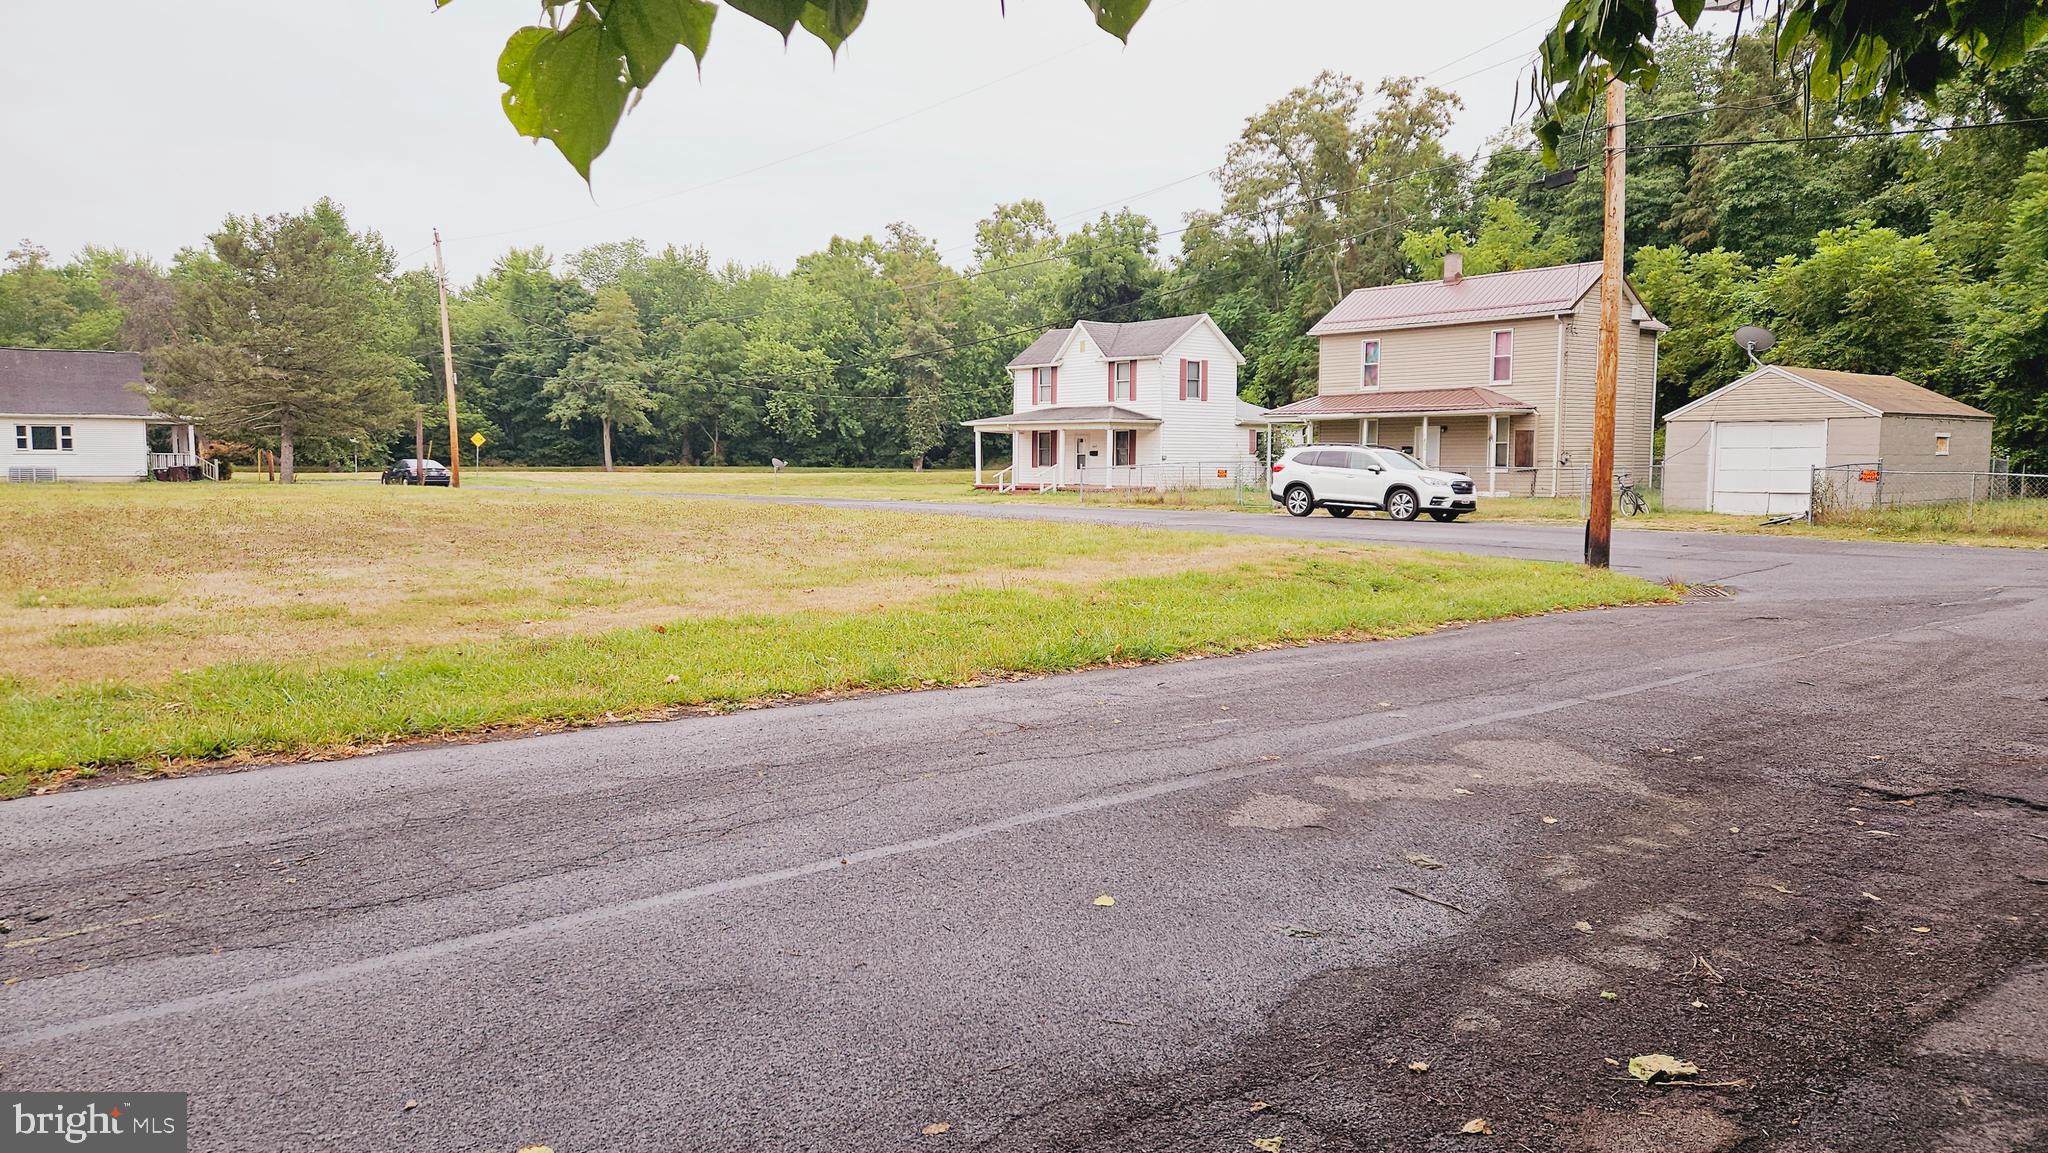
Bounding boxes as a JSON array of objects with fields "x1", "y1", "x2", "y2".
[
  {"x1": 147, "y1": 421, "x2": 216, "y2": 481},
  {"x1": 963, "y1": 406, "x2": 1164, "y2": 493},
  {"x1": 1263, "y1": 388, "x2": 1538, "y2": 497}
]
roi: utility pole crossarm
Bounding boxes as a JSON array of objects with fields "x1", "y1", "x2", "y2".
[{"x1": 433, "y1": 229, "x2": 463, "y2": 489}]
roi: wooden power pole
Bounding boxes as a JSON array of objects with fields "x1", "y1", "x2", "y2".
[
  {"x1": 414, "y1": 407, "x2": 426, "y2": 485},
  {"x1": 1585, "y1": 75, "x2": 1626, "y2": 569},
  {"x1": 432, "y1": 229, "x2": 462, "y2": 488}
]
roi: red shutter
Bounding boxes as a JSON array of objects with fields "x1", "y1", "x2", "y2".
[
  {"x1": 1128, "y1": 360, "x2": 1137, "y2": 401},
  {"x1": 1178, "y1": 358, "x2": 1188, "y2": 401},
  {"x1": 1049, "y1": 366, "x2": 1058, "y2": 405},
  {"x1": 1201, "y1": 360, "x2": 1210, "y2": 401},
  {"x1": 1107, "y1": 362, "x2": 1116, "y2": 402}
]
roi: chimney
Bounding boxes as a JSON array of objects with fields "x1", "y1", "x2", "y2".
[{"x1": 1442, "y1": 252, "x2": 1464, "y2": 285}]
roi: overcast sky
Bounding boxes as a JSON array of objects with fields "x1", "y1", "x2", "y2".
[{"x1": 7, "y1": 0, "x2": 1580, "y2": 283}]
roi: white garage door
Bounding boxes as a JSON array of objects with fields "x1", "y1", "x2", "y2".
[{"x1": 1712, "y1": 421, "x2": 1825, "y2": 515}]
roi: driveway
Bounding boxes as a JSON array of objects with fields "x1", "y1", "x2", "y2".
[{"x1": 4, "y1": 506, "x2": 2045, "y2": 1151}]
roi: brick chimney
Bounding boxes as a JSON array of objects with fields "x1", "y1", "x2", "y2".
[{"x1": 1442, "y1": 252, "x2": 1464, "y2": 285}]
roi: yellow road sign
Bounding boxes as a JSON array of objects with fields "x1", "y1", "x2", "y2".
[{"x1": 470, "y1": 431, "x2": 486, "y2": 448}]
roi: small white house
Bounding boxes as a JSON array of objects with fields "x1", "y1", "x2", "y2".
[
  {"x1": 1, "y1": 347, "x2": 201, "y2": 482},
  {"x1": 964, "y1": 315, "x2": 1257, "y2": 490}
]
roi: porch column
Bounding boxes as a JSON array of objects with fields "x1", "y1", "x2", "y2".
[
  {"x1": 973, "y1": 431, "x2": 983, "y2": 486},
  {"x1": 1056, "y1": 428, "x2": 1066, "y2": 491},
  {"x1": 1419, "y1": 415, "x2": 1431, "y2": 467},
  {"x1": 1487, "y1": 413, "x2": 1498, "y2": 494}
]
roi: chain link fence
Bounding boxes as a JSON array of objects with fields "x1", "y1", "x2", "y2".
[{"x1": 1811, "y1": 463, "x2": 2048, "y2": 522}]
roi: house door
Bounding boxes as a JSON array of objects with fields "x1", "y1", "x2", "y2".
[
  {"x1": 1423, "y1": 425, "x2": 1443, "y2": 469},
  {"x1": 1073, "y1": 434, "x2": 1090, "y2": 478}
]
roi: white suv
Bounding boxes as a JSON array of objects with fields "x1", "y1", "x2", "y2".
[{"x1": 1269, "y1": 445, "x2": 1478, "y2": 522}]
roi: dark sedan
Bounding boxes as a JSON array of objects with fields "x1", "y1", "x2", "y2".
[{"x1": 382, "y1": 458, "x2": 452, "y2": 486}]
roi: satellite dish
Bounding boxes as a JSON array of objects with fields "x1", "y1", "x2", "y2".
[
  {"x1": 1734, "y1": 325, "x2": 1776, "y2": 364},
  {"x1": 770, "y1": 457, "x2": 787, "y2": 474}
]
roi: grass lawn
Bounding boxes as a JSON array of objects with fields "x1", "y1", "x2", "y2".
[{"x1": 0, "y1": 480, "x2": 1669, "y2": 795}]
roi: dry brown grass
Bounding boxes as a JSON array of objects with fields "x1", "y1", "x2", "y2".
[{"x1": 0, "y1": 481, "x2": 1271, "y2": 689}]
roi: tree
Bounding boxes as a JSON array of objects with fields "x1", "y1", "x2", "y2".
[
  {"x1": 150, "y1": 201, "x2": 415, "y2": 482},
  {"x1": 545, "y1": 284, "x2": 656, "y2": 470},
  {"x1": 1630, "y1": 245, "x2": 1759, "y2": 417},
  {"x1": 1399, "y1": 198, "x2": 1573, "y2": 280},
  {"x1": 1532, "y1": 0, "x2": 2048, "y2": 159},
  {"x1": 1054, "y1": 210, "x2": 1163, "y2": 322},
  {"x1": 1956, "y1": 147, "x2": 2048, "y2": 467},
  {"x1": 1763, "y1": 221, "x2": 1955, "y2": 378}
]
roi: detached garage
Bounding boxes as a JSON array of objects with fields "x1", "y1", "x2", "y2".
[{"x1": 1662, "y1": 365, "x2": 1994, "y2": 515}]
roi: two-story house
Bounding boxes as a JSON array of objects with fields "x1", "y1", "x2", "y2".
[
  {"x1": 1265, "y1": 257, "x2": 1666, "y2": 497},
  {"x1": 965, "y1": 314, "x2": 1258, "y2": 490}
]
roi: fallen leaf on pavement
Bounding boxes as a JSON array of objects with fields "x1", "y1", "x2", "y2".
[
  {"x1": 1603, "y1": 1057, "x2": 1621, "y2": 1066},
  {"x1": 1453, "y1": 787, "x2": 1474, "y2": 796},
  {"x1": 402, "y1": 1100, "x2": 418, "y2": 1112},
  {"x1": 1573, "y1": 920, "x2": 1593, "y2": 933},
  {"x1": 1460, "y1": 1117, "x2": 1493, "y2": 1135},
  {"x1": 1406, "y1": 1060, "x2": 1429, "y2": 1072},
  {"x1": 517, "y1": 1147, "x2": 554, "y2": 1153},
  {"x1": 1542, "y1": 816, "x2": 1559, "y2": 824},
  {"x1": 1600, "y1": 991, "x2": 1619, "y2": 1001},
  {"x1": 1404, "y1": 853, "x2": 1446, "y2": 870},
  {"x1": 1911, "y1": 926, "x2": 1931, "y2": 933},
  {"x1": 1247, "y1": 1101, "x2": 1269, "y2": 1113},
  {"x1": 1092, "y1": 894, "x2": 1115, "y2": 907},
  {"x1": 921, "y1": 1122, "x2": 952, "y2": 1136},
  {"x1": 1861, "y1": 892, "x2": 1882, "y2": 902},
  {"x1": 1627, "y1": 1054, "x2": 1700, "y2": 1083},
  {"x1": 1691, "y1": 999, "x2": 1708, "y2": 1009},
  {"x1": 1251, "y1": 1137, "x2": 1284, "y2": 1152}
]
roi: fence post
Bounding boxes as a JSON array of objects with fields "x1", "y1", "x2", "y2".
[
  {"x1": 1874, "y1": 462, "x2": 1884, "y2": 509},
  {"x1": 1808, "y1": 464, "x2": 1817, "y2": 525}
]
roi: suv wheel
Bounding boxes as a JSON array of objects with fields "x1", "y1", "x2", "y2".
[
  {"x1": 1283, "y1": 484, "x2": 1314, "y2": 517},
  {"x1": 1385, "y1": 487, "x2": 1419, "y2": 522}
]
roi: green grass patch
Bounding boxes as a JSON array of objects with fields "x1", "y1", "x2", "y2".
[
  {"x1": 15, "y1": 588, "x2": 170, "y2": 610},
  {"x1": 47, "y1": 620, "x2": 179, "y2": 648},
  {"x1": 0, "y1": 551, "x2": 1669, "y2": 795}
]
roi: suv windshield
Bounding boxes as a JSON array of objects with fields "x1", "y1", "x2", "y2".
[{"x1": 1374, "y1": 450, "x2": 1424, "y2": 471}]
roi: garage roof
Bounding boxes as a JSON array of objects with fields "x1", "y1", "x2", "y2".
[{"x1": 1666, "y1": 366, "x2": 1992, "y2": 421}]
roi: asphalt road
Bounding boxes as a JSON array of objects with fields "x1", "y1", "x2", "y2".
[{"x1": 4, "y1": 506, "x2": 2045, "y2": 1151}]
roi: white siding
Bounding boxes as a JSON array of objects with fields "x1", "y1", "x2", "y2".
[
  {"x1": 1153, "y1": 322, "x2": 1245, "y2": 468},
  {"x1": 2, "y1": 416, "x2": 148, "y2": 481}
]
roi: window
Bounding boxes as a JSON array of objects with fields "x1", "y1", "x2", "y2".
[
  {"x1": 1935, "y1": 433, "x2": 1951, "y2": 456},
  {"x1": 15, "y1": 424, "x2": 72, "y2": 451},
  {"x1": 1111, "y1": 361, "x2": 1135, "y2": 402},
  {"x1": 1493, "y1": 437, "x2": 1511, "y2": 468},
  {"x1": 1032, "y1": 367, "x2": 1056, "y2": 404},
  {"x1": 1344, "y1": 449, "x2": 1380, "y2": 471},
  {"x1": 1360, "y1": 340, "x2": 1381, "y2": 389},
  {"x1": 1032, "y1": 430, "x2": 1056, "y2": 467},
  {"x1": 1180, "y1": 359, "x2": 1206, "y2": 400},
  {"x1": 1114, "y1": 429, "x2": 1136, "y2": 466},
  {"x1": 1490, "y1": 330, "x2": 1513, "y2": 383}
]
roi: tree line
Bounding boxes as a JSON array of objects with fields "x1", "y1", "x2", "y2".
[{"x1": 3, "y1": 28, "x2": 2044, "y2": 476}]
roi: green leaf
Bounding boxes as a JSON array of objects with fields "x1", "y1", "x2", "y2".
[
  {"x1": 607, "y1": 0, "x2": 718, "y2": 85},
  {"x1": 799, "y1": 0, "x2": 867, "y2": 53},
  {"x1": 727, "y1": 0, "x2": 809, "y2": 40},
  {"x1": 1083, "y1": 0, "x2": 1152, "y2": 42},
  {"x1": 1670, "y1": 0, "x2": 1704, "y2": 23},
  {"x1": 497, "y1": 14, "x2": 633, "y2": 182}
]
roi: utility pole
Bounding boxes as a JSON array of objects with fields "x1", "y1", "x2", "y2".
[
  {"x1": 1585, "y1": 75, "x2": 1625, "y2": 569},
  {"x1": 432, "y1": 228, "x2": 462, "y2": 489},
  {"x1": 415, "y1": 407, "x2": 426, "y2": 486}
]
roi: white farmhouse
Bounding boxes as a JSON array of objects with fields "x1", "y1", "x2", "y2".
[
  {"x1": 1, "y1": 347, "x2": 202, "y2": 482},
  {"x1": 964, "y1": 315, "x2": 1261, "y2": 490}
]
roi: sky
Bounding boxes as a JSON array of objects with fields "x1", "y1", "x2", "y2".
[{"x1": 5, "y1": 0, "x2": 1580, "y2": 284}]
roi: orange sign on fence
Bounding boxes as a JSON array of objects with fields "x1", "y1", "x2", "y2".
[{"x1": 1859, "y1": 469, "x2": 1880, "y2": 483}]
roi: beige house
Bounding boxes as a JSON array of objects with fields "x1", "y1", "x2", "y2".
[
  {"x1": 1265, "y1": 257, "x2": 1665, "y2": 496},
  {"x1": 1662, "y1": 365, "x2": 1995, "y2": 515}
]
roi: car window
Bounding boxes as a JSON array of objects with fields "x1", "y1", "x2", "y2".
[
  {"x1": 1296, "y1": 449, "x2": 1333, "y2": 467},
  {"x1": 1344, "y1": 449, "x2": 1380, "y2": 471},
  {"x1": 1377, "y1": 450, "x2": 1424, "y2": 471}
]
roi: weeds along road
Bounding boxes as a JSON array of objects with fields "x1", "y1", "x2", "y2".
[{"x1": 3, "y1": 506, "x2": 2045, "y2": 1151}]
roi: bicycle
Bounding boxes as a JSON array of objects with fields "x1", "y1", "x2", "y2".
[{"x1": 1616, "y1": 472, "x2": 1648, "y2": 517}]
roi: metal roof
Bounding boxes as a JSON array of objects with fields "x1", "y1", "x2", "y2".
[
  {"x1": 1005, "y1": 315, "x2": 1234, "y2": 368},
  {"x1": 962, "y1": 404, "x2": 1162, "y2": 428},
  {"x1": 1264, "y1": 387, "x2": 1534, "y2": 419},
  {"x1": 1309, "y1": 263, "x2": 1665, "y2": 335},
  {"x1": 0, "y1": 347, "x2": 155, "y2": 417},
  {"x1": 1007, "y1": 329, "x2": 1071, "y2": 369}
]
